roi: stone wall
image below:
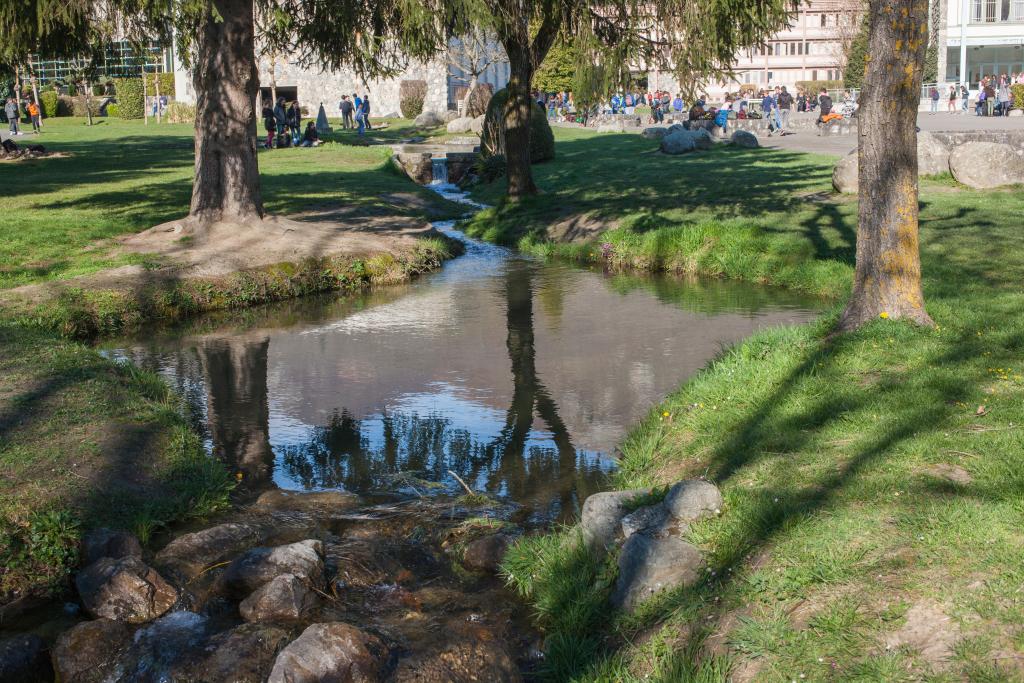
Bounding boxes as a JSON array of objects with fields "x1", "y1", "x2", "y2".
[
  {"x1": 258, "y1": 56, "x2": 449, "y2": 118},
  {"x1": 931, "y1": 131, "x2": 1024, "y2": 155}
]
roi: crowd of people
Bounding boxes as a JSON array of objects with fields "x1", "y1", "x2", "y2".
[{"x1": 261, "y1": 96, "x2": 326, "y2": 149}]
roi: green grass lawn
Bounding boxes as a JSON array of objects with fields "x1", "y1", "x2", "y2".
[
  {"x1": 491, "y1": 129, "x2": 1024, "y2": 681},
  {"x1": 0, "y1": 116, "x2": 455, "y2": 290}
]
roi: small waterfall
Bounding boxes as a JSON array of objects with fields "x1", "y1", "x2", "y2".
[{"x1": 430, "y1": 157, "x2": 448, "y2": 185}]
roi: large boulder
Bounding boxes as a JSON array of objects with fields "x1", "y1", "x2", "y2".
[
  {"x1": 917, "y1": 131, "x2": 951, "y2": 176},
  {"x1": 75, "y1": 556, "x2": 178, "y2": 623},
  {"x1": 441, "y1": 110, "x2": 459, "y2": 123},
  {"x1": 178, "y1": 623, "x2": 290, "y2": 682},
  {"x1": 267, "y1": 622, "x2": 388, "y2": 683},
  {"x1": 51, "y1": 619, "x2": 133, "y2": 683},
  {"x1": 446, "y1": 117, "x2": 474, "y2": 134},
  {"x1": 221, "y1": 540, "x2": 325, "y2": 597},
  {"x1": 579, "y1": 489, "x2": 647, "y2": 553},
  {"x1": 414, "y1": 110, "x2": 444, "y2": 128},
  {"x1": 660, "y1": 131, "x2": 697, "y2": 155},
  {"x1": 240, "y1": 573, "x2": 318, "y2": 623},
  {"x1": 664, "y1": 480, "x2": 722, "y2": 522},
  {"x1": 156, "y1": 522, "x2": 263, "y2": 579},
  {"x1": 643, "y1": 126, "x2": 670, "y2": 140},
  {"x1": 117, "y1": 611, "x2": 210, "y2": 681},
  {"x1": 392, "y1": 152, "x2": 434, "y2": 185},
  {"x1": 832, "y1": 151, "x2": 858, "y2": 194},
  {"x1": 950, "y1": 141, "x2": 1024, "y2": 189},
  {"x1": 81, "y1": 528, "x2": 142, "y2": 566},
  {"x1": 731, "y1": 129, "x2": 759, "y2": 149},
  {"x1": 620, "y1": 502, "x2": 670, "y2": 539},
  {"x1": 481, "y1": 89, "x2": 555, "y2": 163},
  {"x1": 0, "y1": 634, "x2": 52, "y2": 683},
  {"x1": 610, "y1": 534, "x2": 704, "y2": 611}
]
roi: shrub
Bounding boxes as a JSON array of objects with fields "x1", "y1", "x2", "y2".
[
  {"x1": 481, "y1": 88, "x2": 555, "y2": 163},
  {"x1": 143, "y1": 72, "x2": 176, "y2": 98},
  {"x1": 40, "y1": 91, "x2": 58, "y2": 118},
  {"x1": 464, "y1": 82, "x2": 493, "y2": 117},
  {"x1": 72, "y1": 96, "x2": 98, "y2": 118},
  {"x1": 1012, "y1": 84, "x2": 1024, "y2": 111},
  {"x1": 166, "y1": 101, "x2": 195, "y2": 123},
  {"x1": 113, "y1": 78, "x2": 145, "y2": 119},
  {"x1": 56, "y1": 96, "x2": 74, "y2": 116},
  {"x1": 399, "y1": 79, "x2": 427, "y2": 119},
  {"x1": 106, "y1": 103, "x2": 120, "y2": 118},
  {"x1": 796, "y1": 79, "x2": 843, "y2": 95}
]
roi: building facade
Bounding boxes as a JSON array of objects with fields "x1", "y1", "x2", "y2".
[{"x1": 943, "y1": 0, "x2": 1024, "y2": 85}]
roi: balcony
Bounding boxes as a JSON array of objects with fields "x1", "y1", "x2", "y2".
[{"x1": 969, "y1": 0, "x2": 1024, "y2": 23}]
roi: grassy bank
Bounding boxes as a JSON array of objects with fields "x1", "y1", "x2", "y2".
[
  {"x1": 496, "y1": 130, "x2": 1024, "y2": 680},
  {"x1": 0, "y1": 117, "x2": 457, "y2": 606}
]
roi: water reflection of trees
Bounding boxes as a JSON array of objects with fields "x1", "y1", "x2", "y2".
[{"x1": 275, "y1": 261, "x2": 609, "y2": 521}]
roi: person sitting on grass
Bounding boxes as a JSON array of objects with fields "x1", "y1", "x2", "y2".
[{"x1": 300, "y1": 121, "x2": 322, "y2": 147}]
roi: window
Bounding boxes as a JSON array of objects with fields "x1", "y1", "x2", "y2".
[
  {"x1": 986, "y1": 0, "x2": 997, "y2": 20},
  {"x1": 1014, "y1": 0, "x2": 1024, "y2": 20},
  {"x1": 972, "y1": 0, "x2": 983, "y2": 20},
  {"x1": 812, "y1": 70, "x2": 818, "y2": 80},
  {"x1": 820, "y1": 13, "x2": 827, "y2": 26}
]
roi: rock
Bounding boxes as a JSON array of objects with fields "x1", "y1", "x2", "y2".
[
  {"x1": 832, "y1": 151, "x2": 858, "y2": 194},
  {"x1": 950, "y1": 141, "x2": 1024, "y2": 189},
  {"x1": 667, "y1": 123, "x2": 685, "y2": 134},
  {"x1": 441, "y1": 110, "x2": 459, "y2": 123},
  {"x1": 414, "y1": 110, "x2": 444, "y2": 128},
  {"x1": 267, "y1": 622, "x2": 388, "y2": 683},
  {"x1": 255, "y1": 489, "x2": 362, "y2": 513},
  {"x1": 393, "y1": 152, "x2": 433, "y2": 185},
  {"x1": 620, "y1": 502, "x2": 670, "y2": 539},
  {"x1": 0, "y1": 634, "x2": 52, "y2": 683},
  {"x1": 643, "y1": 126, "x2": 670, "y2": 140},
  {"x1": 692, "y1": 128, "x2": 715, "y2": 149},
  {"x1": 156, "y1": 522, "x2": 263, "y2": 579},
  {"x1": 462, "y1": 534, "x2": 511, "y2": 573},
  {"x1": 1009, "y1": 108, "x2": 1023, "y2": 117},
  {"x1": 664, "y1": 480, "x2": 722, "y2": 522},
  {"x1": 917, "y1": 131, "x2": 950, "y2": 176},
  {"x1": 221, "y1": 540, "x2": 325, "y2": 597},
  {"x1": 660, "y1": 131, "x2": 697, "y2": 155},
  {"x1": 240, "y1": 573, "x2": 318, "y2": 623},
  {"x1": 731, "y1": 129, "x2": 759, "y2": 149},
  {"x1": 390, "y1": 622, "x2": 521, "y2": 682},
  {"x1": 81, "y1": 528, "x2": 142, "y2": 566},
  {"x1": 470, "y1": 114, "x2": 486, "y2": 135},
  {"x1": 52, "y1": 619, "x2": 132, "y2": 683},
  {"x1": 446, "y1": 117, "x2": 474, "y2": 134},
  {"x1": 75, "y1": 556, "x2": 177, "y2": 623},
  {"x1": 119, "y1": 611, "x2": 210, "y2": 681},
  {"x1": 579, "y1": 489, "x2": 646, "y2": 553},
  {"x1": 611, "y1": 534, "x2": 704, "y2": 611},
  {"x1": 179, "y1": 623, "x2": 290, "y2": 682},
  {"x1": 596, "y1": 121, "x2": 627, "y2": 133}
]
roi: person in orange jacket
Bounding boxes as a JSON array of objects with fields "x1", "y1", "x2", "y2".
[{"x1": 27, "y1": 100, "x2": 41, "y2": 133}]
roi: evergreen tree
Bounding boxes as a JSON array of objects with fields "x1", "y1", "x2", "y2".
[
  {"x1": 533, "y1": 39, "x2": 577, "y2": 94},
  {"x1": 844, "y1": 14, "x2": 870, "y2": 89}
]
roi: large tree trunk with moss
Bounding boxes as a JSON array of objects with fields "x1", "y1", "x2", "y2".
[
  {"x1": 504, "y1": 50, "x2": 538, "y2": 197},
  {"x1": 189, "y1": 0, "x2": 264, "y2": 226},
  {"x1": 838, "y1": 0, "x2": 933, "y2": 331}
]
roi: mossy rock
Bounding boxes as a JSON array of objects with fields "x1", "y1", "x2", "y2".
[{"x1": 480, "y1": 88, "x2": 555, "y2": 164}]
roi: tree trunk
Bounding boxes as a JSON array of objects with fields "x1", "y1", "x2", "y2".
[
  {"x1": 503, "y1": 50, "x2": 538, "y2": 197},
  {"x1": 838, "y1": 0, "x2": 933, "y2": 331},
  {"x1": 189, "y1": 0, "x2": 264, "y2": 226},
  {"x1": 460, "y1": 73, "x2": 479, "y2": 117}
]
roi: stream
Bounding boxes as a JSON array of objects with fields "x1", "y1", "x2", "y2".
[{"x1": 4, "y1": 185, "x2": 822, "y2": 681}]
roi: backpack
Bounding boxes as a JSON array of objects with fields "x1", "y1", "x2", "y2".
[{"x1": 714, "y1": 109, "x2": 729, "y2": 127}]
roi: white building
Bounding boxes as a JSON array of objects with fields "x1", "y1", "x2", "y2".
[{"x1": 942, "y1": 0, "x2": 1024, "y2": 84}]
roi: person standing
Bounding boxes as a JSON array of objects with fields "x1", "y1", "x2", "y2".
[
  {"x1": 5, "y1": 98, "x2": 19, "y2": 136},
  {"x1": 27, "y1": 99, "x2": 40, "y2": 133},
  {"x1": 961, "y1": 84, "x2": 969, "y2": 113},
  {"x1": 777, "y1": 85, "x2": 793, "y2": 133},
  {"x1": 262, "y1": 102, "x2": 276, "y2": 148},
  {"x1": 361, "y1": 95, "x2": 372, "y2": 130},
  {"x1": 947, "y1": 85, "x2": 957, "y2": 113},
  {"x1": 286, "y1": 101, "x2": 301, "y2": 143},
  {"x1": 996, "y1": 77, "x2": 1010, "y2": 116},
  {"x1": 273, "y1": 97, "x2": 287, "y2": 139},
  {"x1": 339, "y1": 96, "x2": 353, "y2": 129}
]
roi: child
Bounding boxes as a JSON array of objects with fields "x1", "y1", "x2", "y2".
[
  {"x1": 262, "y1": 104, "x2": 276, "y2": 148},
  {"x1": 300, "y1": 121, "x2": 321, "y2": 147},
  {"x1": 27, "y1": 100, "x2": 41, "y2": 133}
]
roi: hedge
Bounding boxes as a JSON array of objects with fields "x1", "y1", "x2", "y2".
[
  {"x1": 795, "y1": 79, "x2": 844, "y2": 94},
  {"x1": 166, "y1": 102, "x2": 195, "y2": 123},
  {"x1": 113, "y1": 78, "x2": 145, "y2": 119},
  {"x1": 399, "y1": 79, "x2": 427, "y2": 119},
  {"x1": 143, "y1": 73, "x2": 176, "y2": 98},
  {"x1": 40, "y1": 91, "x2": 59, "y2": 118},
  {"x1": 1012, "y1": 83, "x2": 1024, "y2": 110},
  {"x1": 106, "y1": 104, "x2": 121, "y2": 118},
  {"x1": 481, "y1": 88, "x2": 554, "y2": 164}
]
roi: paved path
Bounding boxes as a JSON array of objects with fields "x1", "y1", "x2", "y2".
[{"x1": 759, "y1": 111, "x2": 1023, "y2": 156}]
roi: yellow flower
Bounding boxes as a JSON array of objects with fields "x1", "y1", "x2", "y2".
[
  {"x1": 879, "y1": 312, "x2": 889, "y2": 319},
  {"x1": 662, "y1": 411, "x2": 670, "y2": 417}
]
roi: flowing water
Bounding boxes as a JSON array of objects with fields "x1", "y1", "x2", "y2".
[{"x1": 99, "y1": 188, "x2": 820, "y2": 522}]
